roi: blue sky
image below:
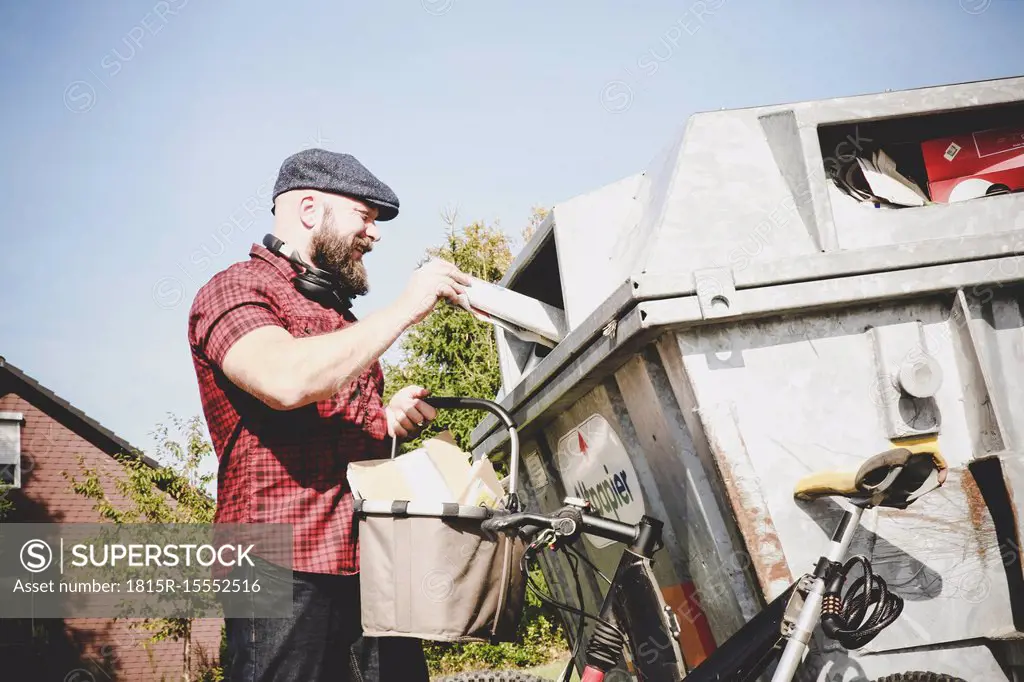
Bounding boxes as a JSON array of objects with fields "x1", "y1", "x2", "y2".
[{"x1": 1, "y1": 0, "x2": 1022, "y2": 469}]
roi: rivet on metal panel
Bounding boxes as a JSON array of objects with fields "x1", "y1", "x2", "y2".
[{"x1": 694, "y1": 268, "x2": 737, "y2": 320}]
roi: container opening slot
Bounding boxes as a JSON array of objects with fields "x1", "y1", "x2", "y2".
[
  {"x1": 506, "y1": 231, "x2": 565, "y2": 311},
  {"x1": 817, "y1": 100, "x2": 1024, "y2": 208},
  {"x1": 495, "y1": 226, "x2": 566, "y2": 390}
]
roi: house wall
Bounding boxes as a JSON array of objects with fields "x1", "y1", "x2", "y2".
[{"x1": 0, "y1": 389, "x2": 224, "y2": 681}]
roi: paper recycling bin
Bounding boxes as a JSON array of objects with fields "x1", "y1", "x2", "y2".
[{"x1": 469, "y1": 75, "x2": 1024, "y2": 680}]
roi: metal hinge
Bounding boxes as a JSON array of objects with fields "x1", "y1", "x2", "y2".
[{"x1": 781, "y1": 575, "x2": 814, "y2": 637}]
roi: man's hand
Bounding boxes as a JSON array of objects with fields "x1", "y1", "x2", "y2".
[
  {"x1": 396, "y1": 258, "x2": 473, "y2": 327},
  {"x1": 385, "y1": 385, "x2": 438, "y2": 440}
]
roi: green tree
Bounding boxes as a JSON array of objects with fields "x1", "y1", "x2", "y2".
[
  {"x1": 64, "y1": 414, "x2": 220, "y2": 681},
  {"x1": 383, "y1": 209, "x2": 568, "y2": 676},
  {"x1": 383, "y1": 210, "x2": 513, "y2": 453}
]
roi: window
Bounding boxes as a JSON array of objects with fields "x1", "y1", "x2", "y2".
[{"x1": 0, "y1": 412, "x2": 24, "y2": 488}]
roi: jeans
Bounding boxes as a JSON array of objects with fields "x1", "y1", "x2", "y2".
[{"x1": 221, "y1": 556, "x2": 429, "y2": 682}]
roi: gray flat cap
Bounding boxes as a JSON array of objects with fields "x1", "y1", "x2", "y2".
[{"x1": 271, "y1": 148, "x2": 400, "y2": 221}]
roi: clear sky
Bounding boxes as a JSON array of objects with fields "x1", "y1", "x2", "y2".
[{"x1": 1, "y1": 0, "x2": 1022, "y2": 466}]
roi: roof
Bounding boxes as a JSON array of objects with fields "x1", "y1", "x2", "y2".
[{"x1": 0, "y1": 355, "x2": 160, "y2": 470}]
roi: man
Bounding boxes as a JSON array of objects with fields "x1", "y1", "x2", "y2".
[{"x1": 187, "y1": 148, "x2": 472, "y2": 682}]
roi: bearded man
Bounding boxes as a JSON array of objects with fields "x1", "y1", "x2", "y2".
[{"x1": 187, "y1": 148, "x2": 471, "y2": 682}]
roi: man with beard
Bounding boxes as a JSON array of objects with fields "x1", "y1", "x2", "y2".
[{"x1": 187, "y1": 148, "x2": 472, "y2": 682}]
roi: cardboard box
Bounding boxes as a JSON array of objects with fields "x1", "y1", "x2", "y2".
[
  {"x1": 921, "y1": 126, "x2": 1024, "y2": 203},
  {"x1": 347, "y1": 431, "x2": 505, "y2": 507}
]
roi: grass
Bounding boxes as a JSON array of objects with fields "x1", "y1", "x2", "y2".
[
  {"x1": 523, "y1": 654, "x2": 580, "y2": 681},
  {"x1": 428, "y1": 653, "x2": 580, "y2": 681}
]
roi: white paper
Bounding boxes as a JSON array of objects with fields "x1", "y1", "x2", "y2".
[
  {"x1": 857, "y1": 157, "x2": 927, "y2": 207},
  {"x1": 451, "y1": 275, "x2": 566, "y2": 347},
  {"x1": 396, "y1": 450, "x2": 455, "y2": 501},
  {"x1": 348, "y1": 435, "x2": 505, "y2": 508}
]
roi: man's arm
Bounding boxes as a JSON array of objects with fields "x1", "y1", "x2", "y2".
[
  {"x1": 220, "y1": 258, "x2": 470, "y2": 411},
  {"x1": 221, "y1": 301, "x2": 409, "y2": 410}
]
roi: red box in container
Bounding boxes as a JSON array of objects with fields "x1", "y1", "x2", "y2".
[{"x1": 921, "y1": 126, "x2": 1024, "y2": 203}]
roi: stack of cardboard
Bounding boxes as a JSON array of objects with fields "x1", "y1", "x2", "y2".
[
  {"x1": 347, "y1": 431, "x2": 507, "y2": 508},
  {"x1": 830, "y1": 146, "x2": 932, "y2": 207}
]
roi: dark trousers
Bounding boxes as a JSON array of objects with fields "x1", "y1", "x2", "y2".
[{"x1": 221, "y1": 557, "x2": 429, "y2": 682}]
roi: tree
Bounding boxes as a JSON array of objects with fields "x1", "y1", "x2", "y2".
[
  {"x1": 64, "y1": 414, "x2": 219, "y2": 681},
  {"x1": 383, "y1": 210, "x2": 514, "y2": 453},
  {"x1": 383, "y1": 209, "x2": 568, "y2": 676},
  {"x1": 520, "y1": 205, "x2": 549, "y2": 247}
]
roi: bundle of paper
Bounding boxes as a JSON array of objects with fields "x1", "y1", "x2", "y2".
[
  {"x1": 830, "y1": 147, "x2": 931, "y2": 207},
  {"x1": 347, "y1": 431, "x2": 507, "y2": 508},
  {"x1": 450, "y1": 275, "x2": 566, "y2": 349}
]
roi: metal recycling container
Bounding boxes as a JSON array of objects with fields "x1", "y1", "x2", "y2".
[{"x1": 470, "y1": 75, "x2": 1024, "y2": 681}]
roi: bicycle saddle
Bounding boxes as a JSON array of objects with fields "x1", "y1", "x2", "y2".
[{"x1": 793, "y1": 440, "x2": 947, "y2": 509}]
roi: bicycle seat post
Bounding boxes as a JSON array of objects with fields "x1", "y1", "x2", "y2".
[{"x1": 771, "y1": 503, "x2": 864, "y2": 682}]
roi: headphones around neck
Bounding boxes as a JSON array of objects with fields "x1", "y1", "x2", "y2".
[{"x1": 262, "y1": 233, "x2": 353, "y2": 311}]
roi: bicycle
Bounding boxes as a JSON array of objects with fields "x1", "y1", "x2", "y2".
[{"x1": 425, "y1": 398, "x2": 964, "y2": 682}]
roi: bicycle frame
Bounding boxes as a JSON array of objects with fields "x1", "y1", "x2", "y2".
[
  {"x1": 584, "y1": 515, "x2": 687, "y2": 682},
  {"x1": 578, "y1": 504, "x2": 866, "y2": 682}
]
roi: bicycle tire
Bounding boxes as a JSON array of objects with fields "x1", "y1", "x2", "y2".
[
  {"x1": 433, "y1": 670, "x2": 551, "y2": 682},
  {"x1": 870, "y1": 672, "x2": 967, "y2": 682}
]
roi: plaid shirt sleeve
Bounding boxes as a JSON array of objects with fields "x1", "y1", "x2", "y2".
[
  {"x1": 190, "y1": 271, "x2": 284, "y2": 368},
  {"x1": 191, "y1": 268, "x2": 390, "y2": 448},
  {"x1": 312, "y1": 342, "x2": 390, "y2": 445},
  {"x1": 357, "y1": 363, "x2": 389, "y2": 444}
]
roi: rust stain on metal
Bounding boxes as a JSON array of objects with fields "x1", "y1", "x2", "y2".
[
  {"x1": 707, "y1": 424, "x2": 793, "y2": 594},
  {"x1": 961, "y1": 467, "x2": 990, "y2": 562}
]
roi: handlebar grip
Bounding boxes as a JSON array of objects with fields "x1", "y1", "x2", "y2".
[
  {"x1": 480, "y1": 517, "x2": 504, "y2": 533},
  {"x1": 482, "y1": 513, "x2": 553, "y2": 535},
  {"x1": 423, "y1": 396, "x2": 516, "y2": 430}
]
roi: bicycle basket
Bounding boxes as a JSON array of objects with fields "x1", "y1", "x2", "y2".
[{"x1": 354, "y1": 498, "x2": 527, "y2": 643}]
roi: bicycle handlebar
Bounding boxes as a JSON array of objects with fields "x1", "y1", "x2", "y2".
[
  {"x1": 420, "y1": 398, "x2": 654, "y2": 550},
  {"x1": 422, "y1": 396, "x2": 521, "y2": 511},
  {"x1": 423, "y1": 396, "x2": 516, "y2": 430},
  {"x1": 481, "y1": 507, "x2": 641, "y2": 546}
]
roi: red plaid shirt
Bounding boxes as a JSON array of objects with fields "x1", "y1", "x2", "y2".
[{"x1": 188, "y1": 242, "x2": 390, "y2": 575}]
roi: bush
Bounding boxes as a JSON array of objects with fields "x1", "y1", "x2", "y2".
[
  {"x1": 423, "y1": 563, "x2": 569, "y2": 677},
  {"x1": 0, "y1": 485, "x2": 14, "y2": 521}
]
